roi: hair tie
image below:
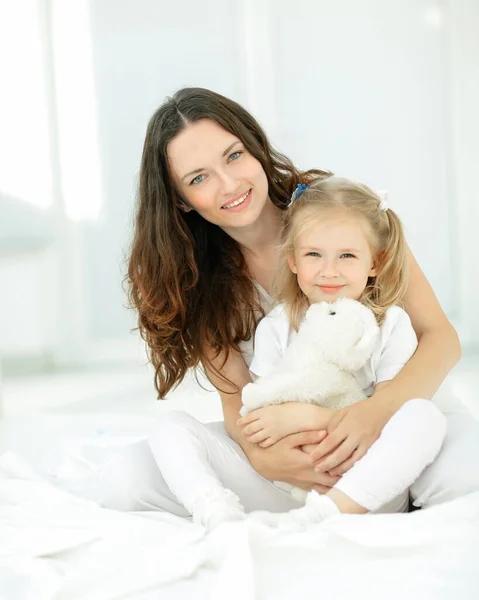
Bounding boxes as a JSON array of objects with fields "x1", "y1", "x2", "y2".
[
  {"x1": 288, "y1": 183, "x2": 308, "y2": 207},
  {"x1": 377, "y1": 189, "x2": 389, "y2": 212}
]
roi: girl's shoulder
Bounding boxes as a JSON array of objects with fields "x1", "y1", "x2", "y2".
[
  {"x1": 257, "y1": 302, "x2": 290, "y2": 332},
  {"x1": 380, "y1": 305, "x2": 413, "y2": 332}
]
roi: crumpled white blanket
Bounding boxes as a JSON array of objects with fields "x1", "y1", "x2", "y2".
[{"x1": 1, "y1": 450, "x2": 479, "y2": 600}]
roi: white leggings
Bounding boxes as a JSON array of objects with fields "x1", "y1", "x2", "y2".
[{"x1": 100, "y1": 401, "x2": 479, "y2": 516}]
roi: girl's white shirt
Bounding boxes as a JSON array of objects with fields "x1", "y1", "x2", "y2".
[{"x1": 242, "y1": 291, "x2": 464, "y2": 413}]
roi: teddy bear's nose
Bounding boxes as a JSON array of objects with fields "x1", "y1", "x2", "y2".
[{"x1": 329, "y1": 311, "x2": 336, "y2": 316}]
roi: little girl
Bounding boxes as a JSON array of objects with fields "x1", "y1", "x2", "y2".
[
  {"x1": 237, "y1": 176, "x2": 447, "y2": 529},
  {"x1": 142, "y1": 177, "x2": 446, "y2": 530}
]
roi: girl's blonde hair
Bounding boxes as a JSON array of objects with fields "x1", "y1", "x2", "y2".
[{"x1": 275, "y1": 176, "x2": 409, "y2": 329}]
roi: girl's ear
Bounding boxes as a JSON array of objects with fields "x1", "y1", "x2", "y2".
[{"x1": 287, "y1": 254, "x2": 298, "y2": 274}]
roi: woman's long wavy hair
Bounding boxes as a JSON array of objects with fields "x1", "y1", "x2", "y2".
[
  {"x1": 275, "y1": 177, "x2": 409, "y2": 330},
  {"x1": 128, "y1": 87, "x2": 330, "y2": 398}
]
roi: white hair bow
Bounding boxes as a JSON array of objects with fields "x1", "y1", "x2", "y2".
[{"x1": 377, "y1": 189, "x2": 389, "y2": 212}]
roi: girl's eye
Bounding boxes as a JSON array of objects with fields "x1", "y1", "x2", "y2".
[
  {"x1": 190, "y1": 174, "x2": 205, "y2": 185},
  {"x1": 340, "y1": 253, "x2": 355, "y2": 259},
  {"x1": 306, "y1": 252, "x2": 321, "y2": 257},
  {"x1": 229, "y1": 151, "x2": 242, "y2": 161}
]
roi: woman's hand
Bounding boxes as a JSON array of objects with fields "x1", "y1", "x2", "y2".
[
  {"x1": 238, "y1": 403, "x2": 333, "y2": 448},
  {"x1": 308, "y1": 397, "x2": 393, "y2": 476},
  {"x1": 248, "y1": 430, "x2": 340, "y2": 493}
]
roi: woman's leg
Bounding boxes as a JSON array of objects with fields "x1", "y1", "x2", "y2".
[
  {"x1": 99, "y1": 411, "x2": 301, "y2": 519},
  {"x1": 410, "y1": 409, "x2": 479, "y2": 507}
]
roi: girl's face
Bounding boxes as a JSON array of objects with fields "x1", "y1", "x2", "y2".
[
  {"x1": 288, "y1": 211, "x2": 377, "y2": 305},
  {"x1": 167, "y1": 119, "x2": 270, "y2": 230}
]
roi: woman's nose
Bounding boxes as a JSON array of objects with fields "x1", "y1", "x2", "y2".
[{"x1": 218, "y1": 169, "x2": 239, "y2": 195}]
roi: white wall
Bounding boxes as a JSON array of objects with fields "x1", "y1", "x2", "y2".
[{"x1": 1, "y1": 0, "x2": 478, "y2": 370}]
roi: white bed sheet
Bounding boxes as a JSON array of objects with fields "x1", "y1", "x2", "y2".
[{"x1": 2, "y1": 443, "x2": 479, "y2": 600}]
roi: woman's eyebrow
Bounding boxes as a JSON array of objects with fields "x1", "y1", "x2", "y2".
[{"x1": 180, "y1": 141, "x2": 242, "y2": 183}]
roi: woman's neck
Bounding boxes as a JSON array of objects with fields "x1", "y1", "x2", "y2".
[
  {"x1": 222, "y1": 199, "x2": 282, "y2": 258},
  {"x1": 222, "y1": 200, "x2": 283, "y2": 293}
]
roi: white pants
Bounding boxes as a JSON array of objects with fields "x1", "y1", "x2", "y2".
[{"x1": 100, "y1": 402, "x2": 479, "y2": 516}]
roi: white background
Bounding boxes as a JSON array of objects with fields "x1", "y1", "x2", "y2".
[{"x1": 0, "y1": 0, "x2": 478, "y2": 373}]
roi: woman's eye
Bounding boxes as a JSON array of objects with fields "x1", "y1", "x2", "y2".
[
  {"x1": 229, "y1": 151, "x2": 242, "y2": 161},
  {"x1": 190, "y1": 174, "x2": 205, "y2": 185}
]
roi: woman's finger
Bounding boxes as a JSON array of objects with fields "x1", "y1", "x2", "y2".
[
  {"x1": 329, "y1": 448, "x2": 362, "y2": 476},
  {"x1": 309, "y1": 430, "x2": 347, "y2": 463},
  {"x1": 315, "y1": 439, "x2": 358, "y2": 473},
  {"x1": 247, "y1": 430, "x2": 268, "y2": 444},
  {"x1": 312, "y1": 484, "x2": 332, "y2": 495},
  {"x1": 241, "y1": 421, "x2": 264, "y2": 436},
  {"x1": 259, "y1": 437, "x2": 275, "y2": 448},
  {"x1": 289, "y1": 430, "x2": 327, "y2": 448},
  {"x1": 313, "y1": 471, "x2": 341, "y2": 487}
]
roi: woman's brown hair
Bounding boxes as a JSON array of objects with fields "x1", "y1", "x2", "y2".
[{"x1": 128, "y1": 87, "x2": 330, "y2": 397}]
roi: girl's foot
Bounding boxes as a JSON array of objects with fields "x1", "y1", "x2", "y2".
[{"x1": 248, "y1": 491, "x2": 339, "y2": 531}]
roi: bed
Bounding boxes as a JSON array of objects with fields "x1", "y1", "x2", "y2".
[{"x1": 1, "y1": 432, "x2": 479, "y2": 600}]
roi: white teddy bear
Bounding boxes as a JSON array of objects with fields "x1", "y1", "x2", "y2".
[
  {"x1": 241, "y1": 297, "x2": 380, "y2": 416},
  {"x1": 241, "y1": 297, "x2": 380, "y2": 502}
]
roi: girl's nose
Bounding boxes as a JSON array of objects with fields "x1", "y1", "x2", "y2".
[{"x1": 320, "y1": 260, "x2": 340, "y2": 277}]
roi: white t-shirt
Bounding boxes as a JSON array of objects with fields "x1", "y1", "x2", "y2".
[{"x1": 250, "y1": 303, "x2": 418, "y2": 397}]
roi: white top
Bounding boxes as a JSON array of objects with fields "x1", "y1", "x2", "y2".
[
  {"x1": 250, "y1": 303, "x2": 418, "y2": 397},
  {"x1": 239, "y1": 289, "x2": 463, "y2": 412},
  {"x1": 238, "y1": 283, "x2": 277, "y2": 369}
]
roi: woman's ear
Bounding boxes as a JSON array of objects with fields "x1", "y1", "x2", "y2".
[{"x1": 178, "y1": 202, "x2": 192, "y2": 213}]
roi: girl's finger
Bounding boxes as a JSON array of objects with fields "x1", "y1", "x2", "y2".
[{"x1": 237, "y1": 414, "x2": 258, "y2": 427}]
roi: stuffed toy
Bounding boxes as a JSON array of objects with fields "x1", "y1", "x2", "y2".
[
  {"x1": 241, "y1": 298, "x2": 380, "y2": 416},
  {"x1": 241, "y1": 297, "x2": 380, "y2": 502}
]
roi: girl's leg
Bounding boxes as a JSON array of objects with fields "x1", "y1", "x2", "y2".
[
  {"x1": 410, "y1": 410, "x2": 479, "y2": 507},
  {"x1": 99, "y1": 411, "x2": 301, "y2": 524},
  {"x1": 251, "y1": 399, "x2": 446, "y2": 529}
]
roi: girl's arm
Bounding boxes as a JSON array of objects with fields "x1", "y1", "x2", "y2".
[
  {"x1": 238, "y1": 402, "x2": 335, "y2": 447},
  {"x1": 203, "y1": 345, "x2": 340, "y2": 492},
  {"x1": 309, "y1": 247, "x2": 461, "y2": 473}
]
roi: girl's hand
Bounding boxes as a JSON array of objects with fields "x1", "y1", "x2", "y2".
[
  {"x1": 248, "y1": 430, "x2": 341, "y2": 493},
  {"x1": 238, "y1": 403, "x2": 333, "y2": 448},
  {"x1": 308, "y1": 398, "x2": 392, "y2": 476}
]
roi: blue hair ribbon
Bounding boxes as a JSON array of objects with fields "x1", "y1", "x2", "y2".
[{"x1": 288, "y1": 183, "x2": 308, "y2": 207}]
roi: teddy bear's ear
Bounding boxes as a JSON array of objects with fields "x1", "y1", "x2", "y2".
[{"x1": 346, "y1": 322, "x2": 379, "y2": 370}]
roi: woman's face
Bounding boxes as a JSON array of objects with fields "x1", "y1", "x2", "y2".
[{"x1": 167, "y1": 119, "x2": 270, "y2": 230}]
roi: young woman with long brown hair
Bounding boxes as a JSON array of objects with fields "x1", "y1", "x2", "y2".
[{"x1": 101, "y1": 88, "x2": 479, "y2": 522}]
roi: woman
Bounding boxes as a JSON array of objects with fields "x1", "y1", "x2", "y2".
[{"x1": 101, "y1": 87, "x2": 479, "y2": 515}]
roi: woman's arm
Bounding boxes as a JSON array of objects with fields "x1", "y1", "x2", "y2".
[
  {"x1": 309, "y1": 247, "x2": 461, "y2": 472},
  {"x1": 383, "y1": 247, "x2": 461, "y2": 407},
  {"x1": 203, "y1": 345, "x2": 339, "y2": 492}
]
